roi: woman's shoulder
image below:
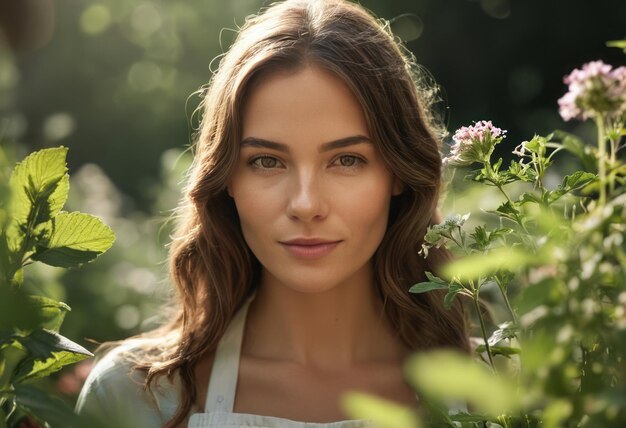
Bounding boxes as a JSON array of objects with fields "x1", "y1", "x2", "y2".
[{"x1": 76, "y1": 339, "x2": 181, "y2": 427}]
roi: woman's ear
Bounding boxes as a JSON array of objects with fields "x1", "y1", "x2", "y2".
[{"x1": 392, "y1": 177, "x2": 405, "y2": 196}]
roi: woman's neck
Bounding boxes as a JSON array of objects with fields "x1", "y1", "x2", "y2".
[{"x1": 242, "y1": 266, "x2": 409, "y2": 371}]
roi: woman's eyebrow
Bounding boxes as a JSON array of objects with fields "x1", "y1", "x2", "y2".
[{"x1": 240, "y1": 135, "x2": 372, "y2": 153}]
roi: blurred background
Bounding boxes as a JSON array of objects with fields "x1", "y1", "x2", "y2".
[{"x1": 0, "y1": 0, "x2": 625, "y2": 406}]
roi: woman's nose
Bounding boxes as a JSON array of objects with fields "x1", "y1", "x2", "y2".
[{"x1": 285, "y1": 170, "x2": 328, "y2": 222}]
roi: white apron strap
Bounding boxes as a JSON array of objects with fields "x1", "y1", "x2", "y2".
[{"x1": 204, "y1": 294, "x2": 255, "y2": 413}]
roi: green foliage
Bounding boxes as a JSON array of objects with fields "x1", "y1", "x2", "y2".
[
  {"x1": 341, "y1": 392, "x2": 422, "y2": 428},
  {"x1": 406, "y1": 351, "x2": 519, "y2": 416},
  {"x1": 345, "y1": 58, "x2": 626, "y2": 426},
  {"x1": 607, "y1": 39, "x2": 626, "y2": 53},
  {"x1": 0, "y1": 146, "x2": 114, "y2": 427}
]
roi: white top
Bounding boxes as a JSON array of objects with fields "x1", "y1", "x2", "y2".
[{"x1": 76, "y1": 294, "x2": 376, "y2": 427}]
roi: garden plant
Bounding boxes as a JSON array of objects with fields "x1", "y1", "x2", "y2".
[
  {"x1": 344, "y1": 47, "x2": 626, "y2": 427},
  {"x1": 0, "y1": 146, "x2": 115, "y2": 427}
]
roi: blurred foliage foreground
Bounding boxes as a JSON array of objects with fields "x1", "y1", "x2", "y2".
[{"x1": 343, "y1": 48, "x2": 626, "y2": 426}]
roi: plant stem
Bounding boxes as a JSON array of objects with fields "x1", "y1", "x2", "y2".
[
  {"x1": 473, "y1": 294, "x2": 496, "y2": 371},
  {"x1": 498, "y1": 281, "x2": 518, "y2": 325},
  {"x1": 495, "y1": 183, "x2": 532, "y2": 238},
  {"x1": 596, "y1": 114, "x2": 607, "y2": 206}
]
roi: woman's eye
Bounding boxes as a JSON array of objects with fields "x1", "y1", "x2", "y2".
[
  {"x1": 250, "y1": 156, "x2": 282, "y2": 169},
  {"x1": 334, "y1": 155, "x2": 364, "y2": 168}
]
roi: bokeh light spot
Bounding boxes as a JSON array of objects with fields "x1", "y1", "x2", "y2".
[
  {"x1": 80, "y1": 4, "x2": 111, "y2": 35},
  {"x1": 115, "y1": 304, "x2": 141, "y2": 330},
  {"x1": 389, "y1": 14, "x2": 424, "y2": 42},
  {"x1": 128, "y1": 60, "x2": 162, "y2": 92},
  {"x1": 480, "y1": 0, "x2": 511, "y2": 19},
  {"x1": 131, "y1": 2, "x2": 162, "y2": 37},
  {"x1": 43, "y1": 112, "x2": 75, "y2": 141}
]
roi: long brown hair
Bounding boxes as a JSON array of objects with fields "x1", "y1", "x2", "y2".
[{"x1": 133, "y1": 0, "x2": 469, "y2": 426}]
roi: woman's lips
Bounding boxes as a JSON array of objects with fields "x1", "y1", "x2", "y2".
[{"x1": 279, "y1": 239, "x2": 342, "y2": 259}]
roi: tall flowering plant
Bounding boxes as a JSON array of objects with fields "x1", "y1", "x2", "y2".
[{"x1": 344, "y1": 55, "x2": 626, "y2": 427}]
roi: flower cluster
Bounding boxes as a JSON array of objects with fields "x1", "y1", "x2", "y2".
[
  {"x1": 558, "y1": 60, "x2": 626, "y2": 122},
  {"x1": 443, "y1": 120, "x2": 507, "y2": 167}
]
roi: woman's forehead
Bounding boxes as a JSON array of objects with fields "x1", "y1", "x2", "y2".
[{"x1": 240, "y1": 65, "x2": 369, "y2": 146}]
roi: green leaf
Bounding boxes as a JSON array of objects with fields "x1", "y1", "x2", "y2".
[
  {"x1": 541, "y1": 399, "x2": 573, "y2": 428},
  {"x1": 475, "y1": 345, "x2": 521, "y2": 358},
  {"x1": 26, "y1": 295, "x2": 70, "y2": 332},
  {"x1": 552, "y1": 130, "x2": 596, "y2": 172},
  {"x1": 410, "y1": 272, "x2": 449, "y2": 294},
  {"x1": 443, "y1": 284, "x2": 464, "y2": 309},
  {"x1": 0, "y1": 340, "x2": 28, "y2": 390},
  {"x1": 8, "y1": 147, "x2": 69, "y2": 227},
  {"x1": 0, "y1": 287, "x2": 44, "y2": 330},
  {"x1": 547, "y1": 171, "x2": 596, "y2": 204},
  {"x1": 470, "y1": 225, "x2": 489, "y2": 249},
  {"x1": 607, "y1": 39, "x2": 626, "y2": 52},
  {"x1": 342, "y1": 391, "x2": 422, "y2": 428},
  {"x1": 495, "y1": 201, "x2": 518, "y2": 218},
  {"x1": 449, "y1": 412, "x2": 488, "y2": 422},
  {"x1": 470, "y1": 226, "x2": 513, "y2": 251},
  {"x1": 14, "y1": 384, "x2": 83, "y2": 428},
  {"x1": 13, "y1": 329, "x2": 92, "y2": 382},
  {"x1": 514, "y1": 277, "x2": 561, "y2": 316},
  {"x1": 409, "y1": 281, "x2": 448, "y2": 294},
  {"x1": 564, "y1": 171, "x2": 596, "y2": 190},
  {"x1": 487, "y1": 321, "x2": 518, "y2": 346},
  {"x1": 519, "y1": 192, "x2": 542, "y2": 205},
  {"x1": 0, "y1": 289, "x2": 69, "y2": 332},
  {"x1": 32, "y1": 212, "x2": 115, "y2": 268},
  {"x1": 406, "y1": 350, "x2": 518, "y2": 416},
  {"x1": 442, "y1": 247, "x2": 532, "y2": 281}
]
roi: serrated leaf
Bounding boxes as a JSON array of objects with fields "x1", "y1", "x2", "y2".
[
  {"x1": 342, "y1": 391, "x2": 422, "y2": 428},
  {"x1": 470, "y1": 225, "x2": 489, "y2": 248},
  {"x1": 32, "y1": 212, "x2": 115, "y2": 268},
  {"x1": 13, "y1": 329, "x2": 92, "y2": 382},
  {"x1": 8, "y1": 147, "x2": 69, "y2": 227},
  {"x1": 564, "y1": 171, "x2": 596, "y2": 191},
  {"x1": 34, "y1": 173, "x2": 69, "y2": 225},
  {"x1": 495, "y1": 201, "x2": 519, "y2": 217}
]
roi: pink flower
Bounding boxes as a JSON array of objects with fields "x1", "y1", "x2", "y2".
[
  {"x1": 443, "y1": 121, "x2": 507, "y2": 166},
  {"x1": 558, "y1": 60, "x2": 626, "y2": 121}
]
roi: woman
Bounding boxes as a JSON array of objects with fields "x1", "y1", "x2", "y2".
[{"x1": 76, "y1": 0, "x2": 469, "y2": 426}]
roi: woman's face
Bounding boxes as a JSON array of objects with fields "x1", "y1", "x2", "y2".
[{"x1": 228, "y1": 65, "x2": 402, "y2": 293}]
